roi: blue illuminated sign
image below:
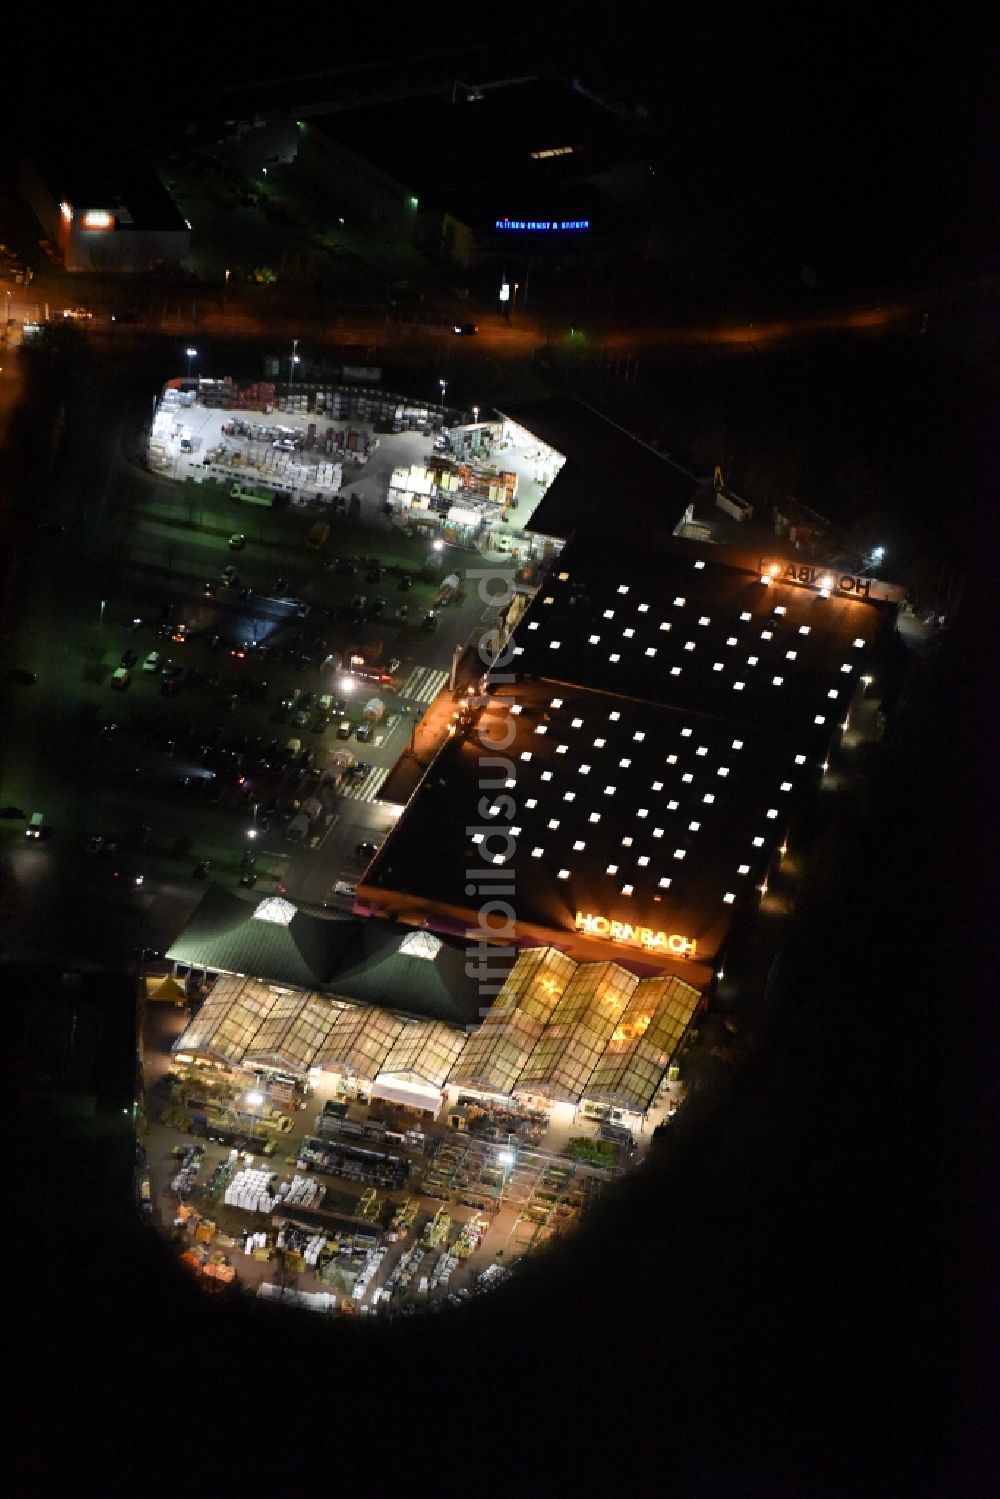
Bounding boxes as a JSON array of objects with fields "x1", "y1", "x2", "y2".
[{"x1": 495, "y1": 218, "x2": 590, "y2": 232}]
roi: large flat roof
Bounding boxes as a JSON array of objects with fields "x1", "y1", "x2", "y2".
[
  {"x1": 498, "y1": 395, "x2": 703, "y2": 544},
  {"x1": 360, "y1": 536, "x2": 888, "y2": 971},
  {"x1": 309, "y1": 76, "x2": 650, "y2": 208}
]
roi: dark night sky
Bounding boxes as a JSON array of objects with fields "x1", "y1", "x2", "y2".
[{"x1": 4, "y1": 6, "x2": 996, "y2": 1492}]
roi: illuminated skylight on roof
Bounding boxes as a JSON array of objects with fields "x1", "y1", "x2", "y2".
[
  {"x1": 609, "y1": 711, "x2": 620, "y2": 722},
  {"x1": 674, "y1": 848, "x2": 686, "y2": 860},
  {"x1": 535, "y1": 724, "x2": 548, "y2": 735},
  {"x1": 511, "y1": 704, "x2": 522, "y2": 715},
  {"x1": 774, "y1": 606, "x2": 786, "y2": 616},
  {"x1": 727, "y1": 636, "x2": 738, "y2": 646},
  {"x1": 841, "y1": 663, "x2": 853, "y2": 674},
  {"x1": 547, "y1": 819, "x2": 560, "y2": 830},
  {"x1": 621, "y1": 884, "x2": 633, "y2": 895},
  {"x1": 579, "y1": 764, "x2": 590, "y2": 775},
  {"x1": 532, "y1": 847, "x2": 544, "y2": 857},
  {"x1": 854, "y1": 638, "x2": 865, "y2": 648},
  {"x1": 814, "y1": 715, "x2": 826, "y2": 725},
  {"x1": 681, "y1": 728, "x2": 693, "y2": 738},
  {"x1": 684, "y1": 641, "x2": 696, "y2": 651},
  {"x1": 688, "y1": 821, "x2": 701, "y2": 832},
  {"x1": 520, "y1": 751, "x2": 532, "y2": 762},
  {"x1": 733, "y1": 681, "x2": 745, "y2": 691},
  {"x1": 703, "y1": 793, "x2": 715, "y2": 804},
  {"x1": 571, "y1": 718, "x2": 583, "y2": 728},
  {"x1": 799, "y1": 625, "x2": 811, "y2": 635},
  {"x1": 510, "y1": 826, "x2": 521, "y2": 837},
  {"x1": 772, "y1": 676, "x2": 784, "y2": 686},
  {"x1": 761, "y1": 630, "x2": 773, "y2": 640},
  {"x1": 694, "y1": 560, "x2": 705, "y2": 570},
  {"x1": 603, "y1": 609, "x2": 615, "y2": 619},
  {"x1": 619, "y1": 758, "x2": 632, "y2": 769},
  {"x1": 646, "y1": 648, "x2": 657, "y2": 658},
  {"x1": 253, "y1": 896, "x2": 297, "y2": 925},
  {"x1": 753, "y1": 836, "x2": 765, "y2": 847},
  {"x1": 622, "y1": 836, "x2": 633, "y2": 847},
  {"x1": 399, "y1": 930, "x2": 443, "y2": 959},
  {"x1": 633, "y1": 731, "x2": 646, "y2": 743},
  {"x1": 525, "y1": 797, "x2": 537, "y2": 808},
  {"x1": 780, "y1": 781, "x2": 792, "y2": 791},
  {"x1": 713, "y1": 663, "x2": 724, "y2": 672},
  {"x1": 564, "y1": 791, "x2": 576, "y2": 802},
  {"x1": 543, "y1": 595, "x2": 554, "y2": 605},
  {"x1": 493, "y1": 854, "x2": 505, "y2": 865},
  {"x1": 652, "y1": 780, "x2": 663, "y2": 791},
  {"x1": 541, "y1": 770, "x2": 553, "y2": 780},
  {"x1": 740, "y1": 612, "x2": 752, "y2": 621},
  {"x1": 786, "y1": 650, "x2": 797, "y2": 660},
  {"x1": 638, "y1": 603, "x2": 649, "y2": 612},
  {"x1": 794, "y1": 755, "x2": 806, "y2": 766},
  {"x1": 717, "y1": 767, "x2": 729, "y2": 777},
  {"x1": 827, "y1": 688, "x2": 838, "y2": 699},
  {"x1": 573, "y1": 840, "x2": 586, "y2": 851},
  {"x1": 653, "y1": 827, "x2": 664, "y2": 837},
  {"x1": 738, "y1": 863, "x2": 750, "y2": 875},
  {"x1": 674, "y1": 596, "x2": 686, "y2": 607},
  {"x1": 748, "y1": 655, "x2": 758, "y2": 666},
  {"x1": 670, "y1": 666, "x2": 682, "y2": 675},
  {"x1": 550, "y1": 640, "x2": 561, "y2": 649},
  {"x1": 723, "y1": 893, "x2": 736, "y2": 905},
  {"x1": 767, "y1": 808, "x2": 779, "y2": 819},
  {"x1": 698, "y1": 615, "x2": 710, "y2": 626},
  {"x1": 603, "y1": 786, "x2": 616, "y2": 796},
  {"x1": 471, "y1": 833, "x2": 483, "y2": 843},
  {"x1": 681, "y1": 772, "x2": 693, "y2": 783},
  {"x1": 558, "y1": 869, "x2": 570, "y2": 879},
  {"x1": 667, "y1": 754, "x2": 678, "y2": 765},
  {"x1": 667, "y1": 800, "x2": 679, "y2": 811},
  {"x1": 606, "y1": 863, "x2": 618, "y2": 875},
  {"x1": 588, "y1": 634, "x2": 601, "y2": 644},
  {"x1": 637, "y1": 808, "x2": 648, "y2": 818},
  {"x1": 637, "y1": 855, "x2": 649, "y2": 867},
  {"x1": 528, "y1": 621, "x2": 539, "y2": 630},
  {"x1": 589, "y1": 812, "x2": 601, "y2": 823},
  {"x1": 732, "y1": 739, "x2": 743, "y2": 750},
  {"x1": 696, "y1": 746, "x2": 708, "y2": 757},
  {"x1": 618, "y1": 585, "x2": 629, "y2": 595},
  {"x1": 658, "y1": 876, "x2": 672, "y2": 888},
  {"x1": 556, "y1": 744, "x2": 568, "y2": 754},
  {"x1": 609, "y1": 653, "x2": 621, "y2": 663},
  {"x1": 660, "y1": 621, "x2": 671, "y2": 632},
  {"x1": 594, "y1": 738, "x2": 606, "y2": 747}
]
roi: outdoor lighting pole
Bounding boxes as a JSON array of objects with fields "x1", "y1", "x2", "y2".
[
  {"x1": 185, "y1": 346, "x2": 197, "y2": 381},
  {"x1": 289, "y1": 337, "x2": 299, "y2": 402},
  {"x1": 246, "y1": 1089, "x2": 264, "y2": 1148},
  {"x1": 439, "y1": 378, "x2": 447, "y2": 407}
]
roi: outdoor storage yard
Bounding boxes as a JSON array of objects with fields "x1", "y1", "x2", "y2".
[{"x1": 142, "y1": 999, "x2": 679, "y2": 1315}]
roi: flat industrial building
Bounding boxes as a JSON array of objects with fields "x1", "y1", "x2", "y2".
[{"x1": 357, "y1": 532, "x2": 895, "y2": 988}]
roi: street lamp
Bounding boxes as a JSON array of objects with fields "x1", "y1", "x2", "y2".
[
  {"x1": 439, "y1": 378, "x2": 447, "y2": 406},
  {"x1": 472, "y1": 405, "x2": 479, "y2": 425},
  {"x1": 246, "y1": 1089, "x2": 264, "y2": 1147},
  {"x1": 185, "y1": 346, "x2": 197, "y2": 381},
  {"x1": 288, "y1": 337, "x2": 300, "y2": 402}
]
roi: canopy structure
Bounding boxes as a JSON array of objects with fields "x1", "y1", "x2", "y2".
[
  {"x1": 513, "y1": 961, "x2": 638, "y2": 1105},
  {"x1": 379, "y1": 1021, "x2": 468, "y2": 1090},
  {"x1": 243, "y1": 989, "x2": 338, "y2": 1075},
  {"x1": 174, "y1": 976, "x2": 277, "y2": 1068},
  {"x1": 448, "y1": 946, "x2": 575, "y2": 1096},
  {"x1": 582, "y1": 974, "x2": 701, "y2": 1114},
  {"x1": 309, "y1": 1004, "x2": 405, "y2": 1083}
]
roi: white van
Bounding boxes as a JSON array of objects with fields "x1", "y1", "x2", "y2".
[{"x1": 25, "y1": 812, "x2": 44, "y2": 838}]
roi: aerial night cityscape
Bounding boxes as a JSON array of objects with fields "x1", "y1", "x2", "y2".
[{"x1": 1, "y1": 5, "x2": 992, "y2": 1493}]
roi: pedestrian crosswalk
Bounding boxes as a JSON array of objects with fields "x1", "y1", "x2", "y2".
[
  {"x1": 398, "y1": 666, "x2": 449, "y2": 704},
  {"x1": 339, "y1": 765, "x2": 391, "y2": 803}
]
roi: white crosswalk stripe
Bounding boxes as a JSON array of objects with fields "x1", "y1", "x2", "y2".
[
  {"x1": 398, "y1": 666, "x2": 449, "y2": 704},
  {"x1": 339, "y1": 765, "x2": 391, "y2": 803}
]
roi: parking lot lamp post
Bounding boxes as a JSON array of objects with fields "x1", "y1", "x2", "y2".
[
  {"x1": 288, "y1": 338, "x2": 299, "y2": 402},
  {"x1": 185, "y1": 346, "x2": 197, "y2": 382},
  {"x1": 439, "y1": 378, "x2": 447, "y2": 408},
  {"x1": 246, "y1": 1089, "x2": 264, "y2": 1148}
]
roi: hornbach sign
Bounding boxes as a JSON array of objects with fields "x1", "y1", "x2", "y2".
[
  {"x1": 758, "y1": 559, "x2": 906, "y2": 603},
  {"x1": 575, "y1": 912, "x2": 697, "y2": 957}
]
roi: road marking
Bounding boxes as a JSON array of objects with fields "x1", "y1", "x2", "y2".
[
  {"x1": 398, "y1": 666, "x2": 448, "y2": 703},
  {"x1": 339, "y1": 765, "x2": 390, "y2": 803}
]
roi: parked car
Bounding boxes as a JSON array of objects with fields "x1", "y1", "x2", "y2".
[
  {"x1": 355, "y1": 722, "x2": 373, "y2": 742},
  {"x1": 25, "y1": 812, "x2": 46, "y2": 839},
  {"x1": 111, "y1": 667, "x2": 131, "y2": 690},
  {"x1": 452, "y1": 322, "x2": 478, "y2": 335},
  {"x1": 421, "y1": 611, "x2": 438, "y2": 631},
  {"x1": 120, "y1": 648, "x2": 138, "y2": 668},
  {"x1": 355, "y1": 841, "x2": 378, "y2": 859},
  {"x1": 228, "y1": 534, "x2": 247, "y2": 550},
  {"x1": 336, "y1": 719, "x2": 352, "y2": 739},
  {"x1": 142, "y1": 651, "x2": 161, "y2": 674}
]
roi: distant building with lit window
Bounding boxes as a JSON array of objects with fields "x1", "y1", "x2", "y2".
[{"x1": 19, "y1": 150, "x2": 190, "y2": 272}]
